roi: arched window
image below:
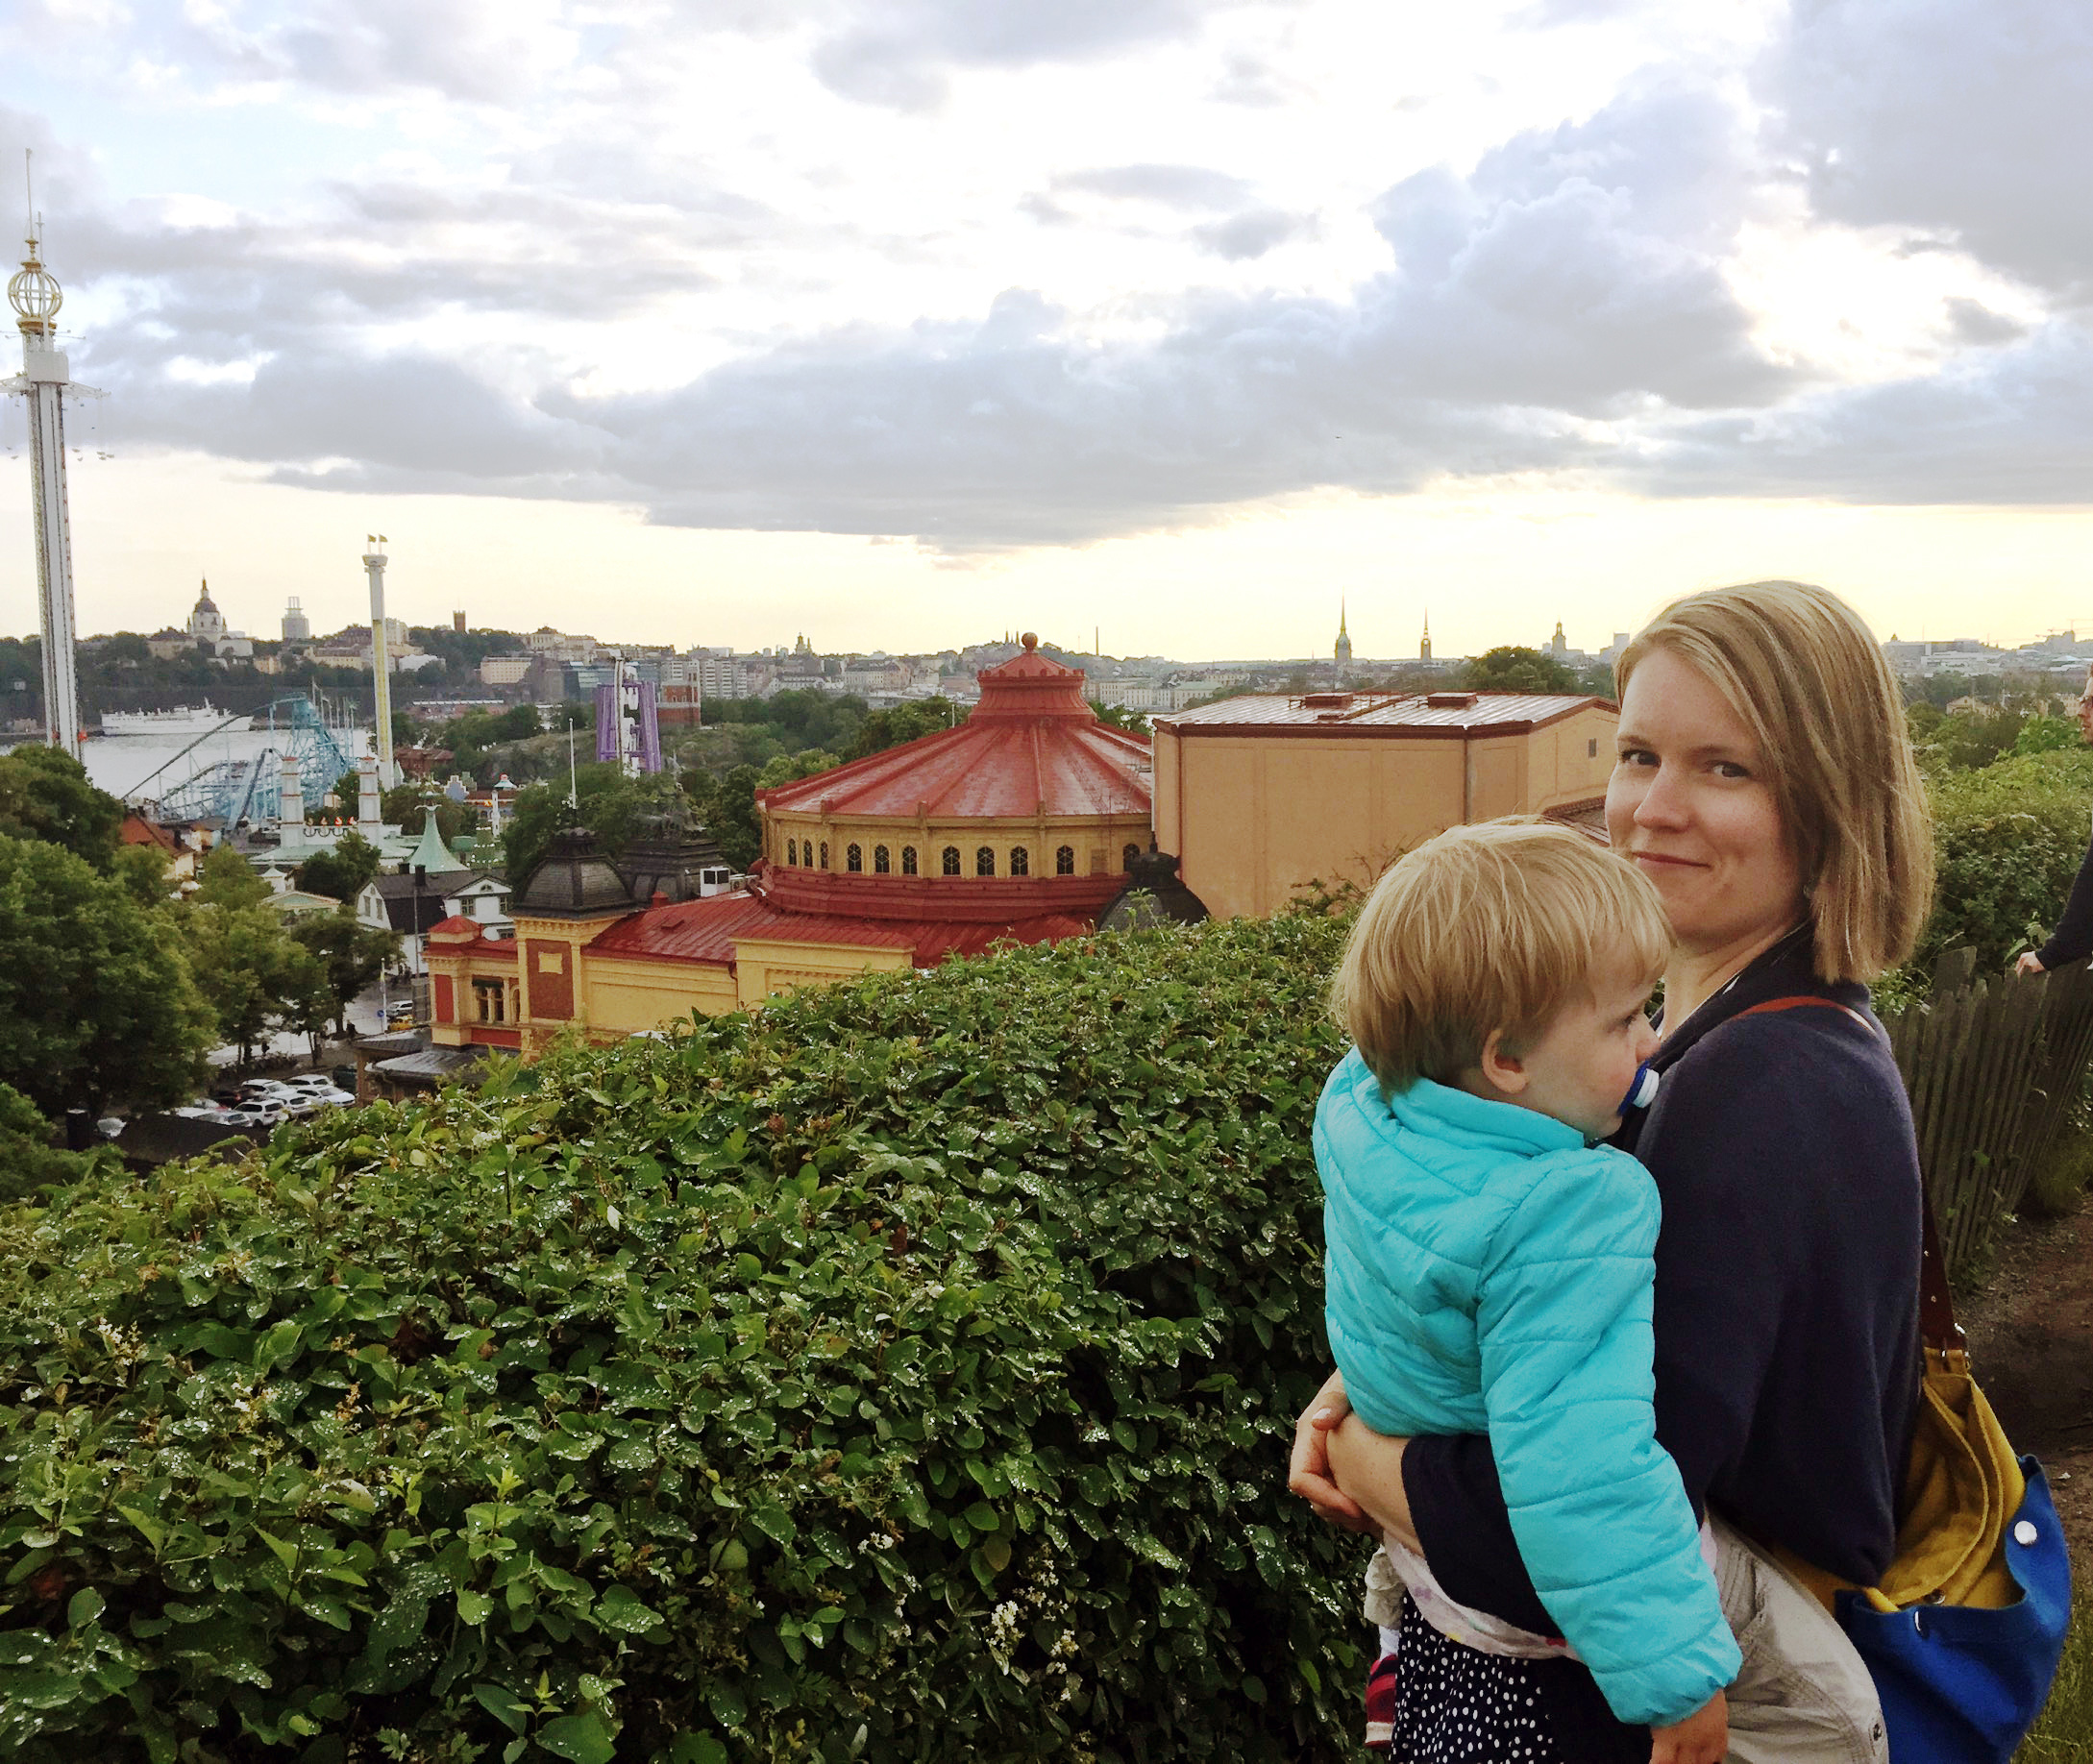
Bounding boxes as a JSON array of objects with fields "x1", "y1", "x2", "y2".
[
  {"x1": 874, "y1": 845, "x2": 890, "y2": 874},
  {"x1": 846, "y1": 843, "x2": 863, "y2": 873},
  {"x1": 942, "y1": 846, "x2": 961, "y2": 876},
  {"x1": 1122, "y1": 844, "x2": 1140, "y2": 870},
  {"x1": 1055, "y1": 845, "x2": 1074, "y2": 875},
  {"x1": 786, "y1": 839, "x2": 798, "y2": 866},
  {"x1": 1009, "y1": 845, "x2": 1028, "y2": 876},
  {"x1": 976, "y1": 846, "x2": 996, "y2": 877},
  {"x1": 901, "y1": 845, "x2": 918, "y2": 876},
  {"x1": 820, "y1": 842, "x2": 829, "y2": 870}
]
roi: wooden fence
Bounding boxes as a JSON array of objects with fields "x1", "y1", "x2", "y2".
[{"x1": 1879, "y1": 949, "x2": 2093, "y2": 1276}]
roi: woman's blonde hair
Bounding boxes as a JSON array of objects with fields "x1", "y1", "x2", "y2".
[
  {"x1": 1616, "y1": 579, "x2": 1933, "y2": 983},
  {"x1": 1333, "y1": 820, "x2": 1671, "y2": 1090}
]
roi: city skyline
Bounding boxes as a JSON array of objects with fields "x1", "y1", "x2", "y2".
[{"x1": 4, "y1": 0, "x2": 2091, "y2": 661}]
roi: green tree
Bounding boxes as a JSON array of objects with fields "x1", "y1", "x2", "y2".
[
  {"x1": 290, "y1": 910, "x2": 401, "y2": 1036},
  {"x1": 296, "y1": 829, "x2": 382, "y2": 902},
  {"x1": 1088, "y1": 699, "x2": 1151, "y2": 735},
  {"x1": 1463, "y1": 646, "x2": 1581, "y2": 694},
  {"x1": 678, "y1": 749, "x2": 838, "y2": 872},
  {"x1": 843, "y1": 698, "x2": 960, "y2": 759},
  {"x1": 0, "y1": 834, "x2": 215, "y2": 1115},
  {"x1": 194, "y1": 842, "x2": 271, "y2": 909},
  {"x1": 501, "y1": 766, "x2": 686, "y2": 884},
  {"x1": 2014, "y1": 715, "x2": 2081, "y2": 758},
  {"x1": 0, "y1": 1081, "x2": 102, "y2": 1204},
  {"x1": 0, "y1": 745, "x2": 124, "y2": 871},
  {"x1": 178, "y1": 900, "x2": 324, "y2": 1066},
  {"x1": 685, "y1": 764, "x2": 764, "y2": 871}
]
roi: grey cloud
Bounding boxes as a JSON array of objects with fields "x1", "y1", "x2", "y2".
[
  {"x1": 162, "y1": 0, "x2": 573, "y2": 104},
  {"x1": 59, "y1": 82, "x2": 1795, "y2": 549},
  {"x1": 524, "y1": 86, "x2": 1787, "y2": 545},
  {"x1": 1945, "y1": 298, "x2": 2028, "y2": 348},
  {"x1": 1191, "y1": 208, "x2": 1312, "y2": 259},
  {"x1": 1054, "y1": 164, "x2": 1252, "y2": 209},
  {"x1": 811, "y1": 0, "x2": 1219, "y2": 109},
  {"x1": 1637, "y1": 316, "x2": 2093, "y2": 504},
  {"x1": 1763, "y1": 0, "x2": 2093, "y2": 299}
]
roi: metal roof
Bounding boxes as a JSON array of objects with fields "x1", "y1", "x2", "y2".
[
  {"x1": 760, "y1": 640, "x2": 1151, "y2": 821},
  {"x1": 1158, "y1": 691, "x2": 1608, "y2": 733},
  {"x1": 586, "y1": 888, "x2": 1093, "y2": 970}
]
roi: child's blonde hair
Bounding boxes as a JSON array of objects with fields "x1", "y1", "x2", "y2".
[{"x1": 1333, "y1": 820, "x2": 1672, "y2": 1090}]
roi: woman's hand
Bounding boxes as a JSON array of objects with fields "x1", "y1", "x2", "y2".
[
  {"x1": 2016, "y1": 951, "x2": 2048, "y2": 976},
  {"x1": 1288, "y1": 1369, "x2": 1374, "y2": 1531},
  {"x1": 1326, "y1": 1415, "x2": 1420, "y2": 1554}
]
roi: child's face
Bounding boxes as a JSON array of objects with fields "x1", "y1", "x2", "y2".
[{"x1": 1505, "y1": 958, "x2": 1662, "y2": 1141}]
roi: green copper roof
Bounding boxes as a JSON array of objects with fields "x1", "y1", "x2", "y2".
[{"x1": 406, "y1": 807, "x2": 456, "y2": 874}]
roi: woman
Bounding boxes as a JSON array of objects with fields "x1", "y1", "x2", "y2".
[{"x1": 1291, "y1": 580, "x2": 1933, "y2": 1764}]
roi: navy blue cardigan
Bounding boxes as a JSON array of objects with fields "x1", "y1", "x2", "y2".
[{"x1": 1402, "y1": 926, "x2": 1923, "y2": 1634}]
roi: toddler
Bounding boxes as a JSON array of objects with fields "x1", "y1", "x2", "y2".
[{"x1": 1315, "y1": 821, "x2": 1736, "y2": 1764}]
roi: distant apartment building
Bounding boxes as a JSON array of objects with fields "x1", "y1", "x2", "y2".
[
  {"x1": 1880, "y1": 637, "x2": 2007, "y2": 678},
  {"x1": 695, "y1": 653, "x2": 774, "y2": 700},
  {"x1": 479, "y1": 655, "x2": 531, "y2": 688},
  {"x1": 842, "y1": 658, "x2": 913, "y2": 694},
  {"x1": 524, "y1": 627, "x2": 601, "y2": 665},
  {"x1": 308, "y1": 619, "x2": 413, "y2": 667},
  {"x1": 1098, "y1": 678, "x2": 1215, "y2": 714}
]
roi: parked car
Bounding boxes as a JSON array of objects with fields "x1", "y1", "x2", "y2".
[{"x1": 383, "y1": 1002, "x2": 417, "y2": 1028}]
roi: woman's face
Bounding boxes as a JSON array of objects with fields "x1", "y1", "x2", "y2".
[{"x1": 1606, "y1": 646, "x2": 1805, "y2": 958}]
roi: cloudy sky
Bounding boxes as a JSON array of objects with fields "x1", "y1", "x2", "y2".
[{"x1": 2, "y1": 0, "x2": 2089, "y2": 660}]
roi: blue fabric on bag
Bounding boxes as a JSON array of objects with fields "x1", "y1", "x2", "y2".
[{"x1": 1837, "y1": 1460, "x2": 2071, "y2": 1763}]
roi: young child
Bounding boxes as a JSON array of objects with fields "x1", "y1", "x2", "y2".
[{"x1": 1314, "y1": 821, "x2": 1736, "y2": 1764}]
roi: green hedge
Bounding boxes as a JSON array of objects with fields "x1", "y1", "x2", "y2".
[
  {"x1": 1913, "y1": 748, "x2": 2093, "y2": 979},
  {"x1": 0, "y1": 914, "x2": 1368, "y2": 1762}
]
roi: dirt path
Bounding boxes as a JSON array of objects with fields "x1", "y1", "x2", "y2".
[{"x1": 1958, "y1": 1195, "x2": 2093, "y2": 1561}]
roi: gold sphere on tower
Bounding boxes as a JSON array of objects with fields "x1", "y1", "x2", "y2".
[{"x1": 8, "y1": 241, "x2": 61, "y2": 334}]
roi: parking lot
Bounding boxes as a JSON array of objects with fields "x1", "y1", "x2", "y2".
[{"x1": 175, "y1": 1071, "x2": 360, "y2": 1129}]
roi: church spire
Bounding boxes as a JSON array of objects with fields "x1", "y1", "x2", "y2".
[{"x1": 1420, "y1": 609, "x2": 1432, "y2": 663}]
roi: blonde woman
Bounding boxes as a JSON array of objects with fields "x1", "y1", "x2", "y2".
[{"x1": 1292, "y1": 580, "x2": 1933, "y2": 1764}]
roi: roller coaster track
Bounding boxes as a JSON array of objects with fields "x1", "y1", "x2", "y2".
[{"x1": 124, "y1": 696, "x2": 362, "y2": 825}]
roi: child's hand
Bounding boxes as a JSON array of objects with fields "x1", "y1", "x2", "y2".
[
  {"x1": 1288, "y1": 1369, "x2": 1373, "y2": 1531},
  {"x1": 1648, "y1": 1689, "x2": 1727, "y2": 1764}
]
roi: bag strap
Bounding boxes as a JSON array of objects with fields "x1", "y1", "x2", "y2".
[{"x1": 1733, "y1": 995, "x2": 1965, "y2": 1356}]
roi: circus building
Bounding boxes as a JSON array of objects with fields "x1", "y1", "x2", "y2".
[{"x1": 426, "y1": 636, "x2": 1156, "y2": 1056}]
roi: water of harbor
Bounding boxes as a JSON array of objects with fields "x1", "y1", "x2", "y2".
[{"x1": 0, "y1": 723, "x2": 375, "y2": 801}]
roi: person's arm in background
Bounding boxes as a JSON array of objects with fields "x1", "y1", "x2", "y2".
[
  {"x1": 2022, "y1": 680, "x2": 2093, "y2": 975},
  {"x1": 2023, "y1": 821, "x2": 2093, "y2": 972}
]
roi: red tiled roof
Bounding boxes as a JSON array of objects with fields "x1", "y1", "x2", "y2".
[
  {"x1": 759, "y1": 637, "x2": 1151, "y2": 821},
  {"x1": 586, "y1": 888, "x2": 1093, "y2": 970},
  {"x1": 427, "y1": 917, "x2": 516, "y2": 957}
]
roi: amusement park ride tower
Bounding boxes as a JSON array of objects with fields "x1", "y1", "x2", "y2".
[
  {"x1": 364, "y1": 535, "x2": 397, "y2": 787},
  {"x1": 6, "y1": 165, "x2": 91, "y2": 756}
]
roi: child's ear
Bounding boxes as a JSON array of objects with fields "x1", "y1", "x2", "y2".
[{"x1": 1477, "y1": 1029, "x2": 1531, "y2": 1098}]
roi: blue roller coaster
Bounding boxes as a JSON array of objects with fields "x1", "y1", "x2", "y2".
[{"x1": 123, "y1": 695, "x2": 362, "y2": 825}]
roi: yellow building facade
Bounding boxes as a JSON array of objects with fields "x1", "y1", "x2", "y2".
[{"x1": 1152, "y1": 689, "x2": 1618, "y2": 919}]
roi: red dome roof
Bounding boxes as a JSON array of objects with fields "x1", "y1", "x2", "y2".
[{"x1": 758, "y1": 637, "x2": 1151, "y2": 821}]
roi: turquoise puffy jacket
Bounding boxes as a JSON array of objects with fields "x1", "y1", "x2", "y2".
[{"x1": 1316, "y1": 1047, "x2": 1741, "y2": 1727}]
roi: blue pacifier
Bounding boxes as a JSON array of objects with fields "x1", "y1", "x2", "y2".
[{"x1": 1620, "y1": 1062, "x2": 1660, "y2": 1113}]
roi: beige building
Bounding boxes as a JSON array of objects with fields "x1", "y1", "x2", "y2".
[{"x1": 1152, "y1": 689, "x2": 1617, "y2": 919}]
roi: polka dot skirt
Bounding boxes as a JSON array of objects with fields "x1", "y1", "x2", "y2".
[{"x1": 1385, "y1": 1594, "x2": 1646, "y2": 1764}]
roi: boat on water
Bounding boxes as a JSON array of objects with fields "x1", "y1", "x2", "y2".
[{"x1": 98, "y1": 704, "x2": 236, "y2": 738}]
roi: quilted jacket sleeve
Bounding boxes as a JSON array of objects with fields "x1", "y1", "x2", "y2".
[{"x1": 1476, "y1": 1147, "x2": 1741, "y2": 1727}]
